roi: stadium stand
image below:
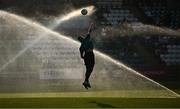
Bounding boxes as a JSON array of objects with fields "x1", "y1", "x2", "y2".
[{"x1": 94, "y1": 0, "x2": 180, "y2": 83}]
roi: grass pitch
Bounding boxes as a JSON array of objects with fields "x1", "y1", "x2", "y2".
[
  {"x1": 0, "y1": 90, "x2": 179, "y2": 108},
  {"x1": 0, "y1": 97, "x2": 180, "y2": 108}
]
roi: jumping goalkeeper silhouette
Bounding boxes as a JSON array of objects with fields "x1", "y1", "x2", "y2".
[{"x1": 78, "y1": 23, "x2": 95, "y2": 89}]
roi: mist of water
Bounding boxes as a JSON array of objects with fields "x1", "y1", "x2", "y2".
[
  {"x1": 0, "y1": 5, "x2": 95, "y2": 72},
  {"x1": 0, "y1": 9, "x2": 180, "y2": 97},
  {"x1": 48, "y1": 6, "x2": 95, "y2": 29},
  {"x1": 101, "y1": 23, "x2": 180, "y2": 38}
]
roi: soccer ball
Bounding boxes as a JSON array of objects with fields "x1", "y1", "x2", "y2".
[{"x1": 81, "y1": 9, "x2": 88, "y2": 15}]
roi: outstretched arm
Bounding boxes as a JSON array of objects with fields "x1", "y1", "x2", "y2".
[{"x1": 88, "y1": 23, "x2": 94, "y2": 34}]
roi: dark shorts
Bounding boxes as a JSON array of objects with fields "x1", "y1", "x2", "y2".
[{"x1": 84, "y1": 52, "x2": 95, "y2": 67}]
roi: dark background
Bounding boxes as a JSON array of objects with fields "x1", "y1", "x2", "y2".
[{"x1": 0, "y1": 0, "x2": 180, "y2": 90}]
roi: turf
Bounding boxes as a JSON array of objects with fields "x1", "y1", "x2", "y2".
[
  {"x1": 0, "y1": 90, "x2": 179, "y2": 108},
  {"x1": 0, "y1": 98, "x2": 180, "y2": 108},
  {"x1": 0, "y1": 90, "x2": 178, "y2": 98}
]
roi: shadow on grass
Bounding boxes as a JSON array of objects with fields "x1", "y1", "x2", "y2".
[{"x1": 90, "y1": 101, "x2": 117, "y2": 108}]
